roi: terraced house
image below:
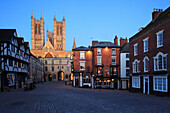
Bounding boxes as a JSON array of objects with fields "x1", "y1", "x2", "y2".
[
  {"x1": 0, "y1": 29, "x2": 30, "y2": 91},
  {"x1": 129, "y1": 7, "x2": 170, "y2": 96}
]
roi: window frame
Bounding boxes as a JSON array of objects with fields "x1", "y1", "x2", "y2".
[
  {"x1": 156, "y1": 30, "x2": 164, "y2": 48},
  {"x1": 153, "y1": 52, "x2": 167, "y2": 71},
  {"x1": 80, "y1": 51, "x2": 85, "y2": 59},
  {"x1": 143, "y1": 56, "x2": 149, "y2": 72},
  {"x1": 153, "y1": 76, "x2": 167, "y2": 92},
  {"x1": 143, "y1": 37, "x2": 149, "y2": 53},
  {"x1": 134, "y1": 43, "x2": 138, "y2": 56},
  {"x1": 97, "y1": 48, "x2": 101, "y2": 55},
  {"x1": 111, "y1": 56, "x2": 116, "y2": 65},
  {"x1": 80, "y1": 61, "x2": 85, "y2": 70},
  {"x1": 97, "y1": 56, "x2": 102, "y2": 65},
  {"x1": 133, "y1": 59, "x2": 140, "y2": 73},
  {"x1": 132, "y1": 76, "x2": 140, "y2": 88},
  {"x1": 112, "y1": 48, "x2": 116, "y2": 55}
]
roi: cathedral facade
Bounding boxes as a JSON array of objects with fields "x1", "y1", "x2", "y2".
[{"x1": 30, "y1": 13, "x2": 74, "y2": 81}]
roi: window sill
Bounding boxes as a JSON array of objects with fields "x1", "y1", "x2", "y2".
[
  {"x1": 157, "y1": 45, "x2": 163, "y2": 48},
  {"x1": 153, "y1": 89, "x2": 167, "y2": 92}
]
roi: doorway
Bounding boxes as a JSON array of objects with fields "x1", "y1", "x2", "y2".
[
  {"x1": 143, "y1": 77, "x2": 149, "y2": 94},
  {"x1": 58, "y1": 71, "x2": 64, "y2": 81}
]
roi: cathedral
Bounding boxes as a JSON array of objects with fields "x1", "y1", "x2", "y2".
[{"x1": 30, "y1": 13, "x2": 75, "y2": 81}]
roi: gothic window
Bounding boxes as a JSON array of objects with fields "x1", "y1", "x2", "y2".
[
  {"x1": 143, "y1": 56, "x2": 149, "y2": 72},
  {"x1": 57, "y1": 27, "x2": 59, "y2": 35},
  {"x1": 133, "y1": 59, "x2": 140, "y2": 73},
  {"x1": 35, "y1": 24, "x2": 37, "y2": 34},
  {"x1": 60, "y1": 27, "x2": 62, "y2": 35},
  {"x1": 38, "y1": 24, "x2": 40, "y2": 34},
  {"x1": 154, "y1": 52, "x2": 167, "y2": 71}
]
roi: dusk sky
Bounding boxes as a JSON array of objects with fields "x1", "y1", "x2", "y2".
[{"x1": 0, "y1": 0, "x2": 169, "y2": 50}]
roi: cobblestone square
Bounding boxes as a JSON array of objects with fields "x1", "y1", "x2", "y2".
[{"x1": 0, "y1": 81, "x2": 170, "y2": 113}]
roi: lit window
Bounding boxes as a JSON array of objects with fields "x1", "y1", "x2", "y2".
[
  {"x1": 134, "y1": 43, "x2": 138, "y2": 56},
  {"x1": 97, "y1": 48, "x2": 101, "y2": 54},
  {"x1": 111, "y1": 56, "x2": 116, "y2": 65},
  {"x1": 133, "y1": 59, "x2": 140, "y2": 73},
  {"x1": 143, "y1": 37, "x2": 149, "y2": 52},
  {"x1": 80, "y1": 51, "x2": 85, "y2": 59},
  {"x1": 143, "y1": 56, "x2": 149, "y2": 72},
  {"x1": 80, "y1": 61, "x2": 85, "y2": 70},
  {"x1": 156, "y1": 30, "x2": 164, "y2": 48},
  {"x1": 153, "y1": 76, "x2": 167, "y2": 92},
  {"x1": 153, "y1": 52, "x2": 167, "y2": 71},
  {"x1": 97, "y1": 56, "x2": 102, "y2": 65},
  {"x1": 132, "y1": 76, "x2": 140, "y2": 88},
  {"x1": 112, "y1": 48, "x2": 116, "y2": 55}
]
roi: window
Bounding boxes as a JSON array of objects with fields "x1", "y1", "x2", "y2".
[
  {"x1": 111, "y1": 56, "x2": 116, "y2": 65},
  {"x1": 80, "y1": 61, "x2": 85, "y2": 70},
  {"x1": 112, "y1": 48, "x2": 116, "y2": 55},
  {"x1": 153, "y1": 76, "x2": 167, "y2": 92},
  {"x1": 97, "y1": 56, "x2": 102, "y2": 65},
  {"x1": 153, "y1": 52, "x2": 167, "y2": 71},
  {"x1": 134, "y1": 43, "x2": 138, "y2": 56},
  {"x1": 46, "y1": 48, "x2": 48, "y2": 52},
  {"x1": 52, "y1": 60, "x2": 54, "y2": 64},
  {"x1": 126, "y1": 60, "x2": 129, "y2": 67},
  {"x1": 7, "y1": 74, "x2": 15, "y2": 86},
  {"x1": 45, "y1": 60, "x2": 47, "y2": 64},
  {"x1": 52, "y1": 66, "x2": 54, "y2": 71},
  {"x1": 11, "y1": 45, "x2": 15, "y2": 53},
  {"x1": 110, "y1": 67, "x2": 117, "y2": 76},
  {"x1": 143, "y1": 38, "x2": 148, "y2": 52},
  {"x1": 156, "y1": 30, "x2": 164, "y2": 48},
  {"x1": 45, "y1": 66, "x2": 48, "y2": 71},
  {"x1": 83, "y1": 75, "x2": 91, "y2": 83},
  {"x1": 80, "y1": 51, "x2": 85, "y2": 59},
  {"x1": 143, "y1": 56, "x2": 149, "y2": 72},
  {"x1": 133, "y1": 59, "x2": 140, "y2": 73},
  {"x1": 97, "y1": 48, "x2": 101, "y2": 54},
  {"x1": 50, "y1": 48, "x2": 51, "y2": 52},
  {"x1": 126, "y1": 69, "x2": 130, "y2": 76},
  {"x1": 126, "y1": 54, "x2": 129, "y2": 58},
  {"x1": 18, "y1": 62, "x2": 21, "y2": 68},
  {"x1": 132, "y1": 76, "x2": 140, "y2": 88},
  {"x1": 9, "y1": 59, "x2": 13, "y2": 66},
  {"x1": 97, "y1": 67, "x2": 103, "y2": 75}
]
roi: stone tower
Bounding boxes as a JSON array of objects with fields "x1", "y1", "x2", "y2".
[
  {"x1": 53, "y1": 14, "x2": 65, "y2": 51},
  {"x1": 31, "y1": 12, "x2": 45, "y2": 50}
]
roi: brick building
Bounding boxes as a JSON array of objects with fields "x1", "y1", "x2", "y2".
[
  {"x1": 129, "y1": 7, "x2": 170, "y2": 96},
  {"x1": 72, "y1": 46, "x2": 93, "y2": 87}
]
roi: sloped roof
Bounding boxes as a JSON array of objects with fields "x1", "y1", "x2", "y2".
[
  {"x1": 0, "y1": 29, "x2": 16, "y2": 41},
  {"x1": 91, "y1": 41, "x2": 120, "y2": 48},
  {"x1": 72, "y1": 46, "x2": 92, "y2": 51},
  {"x1": 120, "y1": 43, "x2": 129, "y2": 53}
]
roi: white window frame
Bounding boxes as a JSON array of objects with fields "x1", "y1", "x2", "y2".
[
  {"x1": 112, "y1": 48, "x2": 116, "y2": 55},
  {"x1": 97, "y1": 48, "x2": 101, "y2": 55},
  {"x1": 143, "y1": 56, "x2": 149, "y2": 72},
  {"x1": 132, "y1": 76, "x2": 140, "y2": 88},
  {"x1": 80, "y1": 61, "x2": 85, "y2": 70},
  {"x1": 111, "y1": 56, "x2": 116, "y2": 65},
  {"x1": 153, "y1": 52, "x2": 167, "y2": 71},
  {"x1": 134, "y1": 43, "x2": 138, "y2": 56},
  {"x1": 132, "y1": 59, "x2": 140, "y2": 73},
  {"x1": 153, "y1": 76, "x2": 167, "y2": 92},
  {"x1": 156, "y1": 30, "x2": 164, "y2": 48},
  {"x1": 97, "y1": 56, "x2": 102, "y2": 65},
  {"x1": 143, "y1": 37, "x2": 149, "y2": 53},
  {"x1": 80, "y1": 51, "x2": 85, "y2": 59}
]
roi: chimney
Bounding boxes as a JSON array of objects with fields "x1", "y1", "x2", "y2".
[
  {"x1": 92, "y1": 41, "x2": 98, "y2": 46},
  {"x1": 114, "y1": 35, "x2": 118, "y2": 45},
  {"x1": 120, "y1": 37, "x2": 128, "y2": 46},
  {"x1": 152, "y1": 8, "x2": 163, "y2": 21},
  {"x1": 88, "y1": 45, "x2": 91, "y2": 48}
]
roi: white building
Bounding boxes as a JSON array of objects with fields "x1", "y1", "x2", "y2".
[{"x1": 119, "y1": 43, "x2": 130, "y2": 89}]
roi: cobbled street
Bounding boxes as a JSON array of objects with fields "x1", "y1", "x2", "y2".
[{"x1": 0, "y1": 81, "x2": 170, "y2": 113}]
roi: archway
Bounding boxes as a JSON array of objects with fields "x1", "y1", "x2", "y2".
[
  {"x1": 45, "y1": 53, "x2": 53, "y2": 58},
  {"x1": 58, "y1": 71, "x2": 64, "y2": 81},
  {"x1": 48, "y1": 74, "x2": 52, "y2": 81}
]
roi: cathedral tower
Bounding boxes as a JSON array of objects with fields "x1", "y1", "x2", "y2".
[
  {"x1": 53, "y1": 14, "x2": 65, "y2": 51},
  {"x1": 31, "y1": 12, "x2": 45, "y2": 50}
]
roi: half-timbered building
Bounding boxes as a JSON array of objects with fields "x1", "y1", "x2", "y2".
[{"x1": 0, "y1": 29, "x2": 30, "y2": 91}]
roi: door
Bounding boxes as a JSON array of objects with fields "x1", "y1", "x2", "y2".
[{"x1": 143, "y1": 77, "x2": 149, "y2": 94}]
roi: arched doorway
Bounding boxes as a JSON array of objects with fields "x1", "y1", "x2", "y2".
[{"x1": 58, "y1": 71, "x2": 64, "y2": 81}]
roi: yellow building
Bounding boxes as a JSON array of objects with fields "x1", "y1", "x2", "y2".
[{"x1": 30, "y1": 13, "x2": 74, "y2": 81}]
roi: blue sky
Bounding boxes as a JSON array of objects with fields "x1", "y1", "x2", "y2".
[{"x1": 0, "y1": 0, "x2": 169, "y2": 50}]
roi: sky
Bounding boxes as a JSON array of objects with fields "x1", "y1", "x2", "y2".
[{"x1": 0, "y1": 0, "x2": 169, "y2": 51}]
